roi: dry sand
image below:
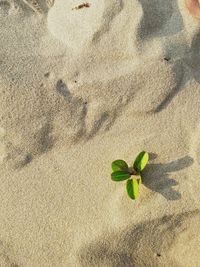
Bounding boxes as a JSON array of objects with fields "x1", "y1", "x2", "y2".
[{"x1": 0, "y1": 0, "x2": 200, "y2": 266}]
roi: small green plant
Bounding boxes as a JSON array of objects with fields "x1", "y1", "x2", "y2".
[{"x1": 111, "y1": 151, "x2": 149, "y2": 200}]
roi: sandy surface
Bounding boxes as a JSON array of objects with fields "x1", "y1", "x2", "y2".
[{"x1": 0, "y1": 0, "x2": 200, "y2": 266}]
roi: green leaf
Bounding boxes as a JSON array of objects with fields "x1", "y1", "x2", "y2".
[
  {"x1": 126, "y1": 178, "x2": 140, "y2": 200},
  {"x1": 133, "y1": 151, "x2": 149, "y2": 172},
  {"x1": 112, "y1": 159, "x2": 129, "y2": 172},
  {"x1": 111, "y1": 171, "x2": 131, "y2": 182}
]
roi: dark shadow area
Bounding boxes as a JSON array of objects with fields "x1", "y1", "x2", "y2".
[
  {"x1": 138, "y1": 0, "x2": 183, "y2": 40},
  {"x1": 184, "y1": 30, "x2": 200, "y2": 85},
  {"x1": 138, "y1": 0, "x2": 200, "y2": 113},
  {"x1": 163, "y1": 29, "x2": 200, "y2": 96},
  {"x1": 142, "y1": 153, "x2": 194, "y2": 200},
  {"x1": 35, "y1": 121, "x2": 55, "y2": 154},
  {"x1": 159, "y1": 3, "x2": 200, "y2": 112},
  {"x1": 56, "y1": 79, "x2": 72, "y2": 100},
  {"x1": 17, "y1": 153, "x2": 33, "y2": 168},
  {"x1": 78, "y1": 210, "x2": 199, "y2": 267},
  {"x1": 154, "y1": 59, "x2": 185, "y2": 112}
]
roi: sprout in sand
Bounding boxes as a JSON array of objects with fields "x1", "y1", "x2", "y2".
[{"x1": 111, "y1": 151, "x2": 149, "y2": 200}]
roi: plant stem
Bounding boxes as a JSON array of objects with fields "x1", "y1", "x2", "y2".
[{"x1": 128, "y1": 167, "x2": 137, "y2": 175}]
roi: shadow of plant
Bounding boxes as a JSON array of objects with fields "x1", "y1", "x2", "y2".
[{"x1": 142, "y1": 153, "x2": 194, "y2": 200}]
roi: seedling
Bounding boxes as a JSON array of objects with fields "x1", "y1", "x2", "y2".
[{"x1": 111, "y1": 151, "x2": 149, "y2": 200}]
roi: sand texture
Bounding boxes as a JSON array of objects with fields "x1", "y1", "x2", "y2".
[{"x1": 0, "y1": 0, "x2": 200, "y2": 266}]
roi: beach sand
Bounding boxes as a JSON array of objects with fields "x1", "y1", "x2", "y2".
[{"x1": 0, "y1": 0, "x2": 200, "y2": 266}]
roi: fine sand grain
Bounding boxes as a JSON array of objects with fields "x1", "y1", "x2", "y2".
[{"x1": 0, "y1": 0, "x2": 200, "y2": 266}]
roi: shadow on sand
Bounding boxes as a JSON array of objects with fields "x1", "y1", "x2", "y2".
[
  {"x1": 78, "y1": 209, "x2": 199, "y2": 267},
  {"x1": 142, "y1": 153, "x2": 194, "y2": 200}
]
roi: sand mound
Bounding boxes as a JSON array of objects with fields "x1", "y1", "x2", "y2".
[{"x1": 48, "y1": 0, "x2": 105, "y2": 51}]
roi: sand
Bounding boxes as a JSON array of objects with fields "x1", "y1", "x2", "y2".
[{"x1": 0, "y1": 0, "x2": 200, "y2": 266}]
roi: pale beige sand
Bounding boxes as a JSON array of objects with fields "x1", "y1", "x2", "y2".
[{"x1": 0, "y1": 0, "x2": 200, "y2": 266}]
